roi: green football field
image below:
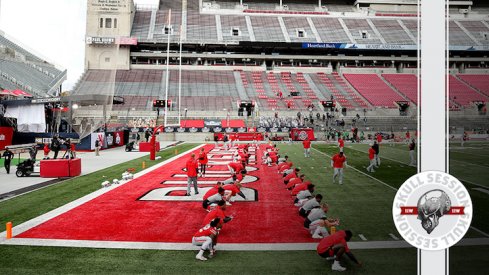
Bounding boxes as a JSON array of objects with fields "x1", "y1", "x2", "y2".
[{"x1": 0, "y1": 142, "x2": 487, "y2": 274}]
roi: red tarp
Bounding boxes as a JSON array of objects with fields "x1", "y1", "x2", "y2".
[
  {"x1": 0, "y1": 127, "x2": 14, "y2": 150},
  {"x1": 11, "y1": 89, "x2": 32, "y2": 97},
  {"x1": 221, "y1": 120, "x2": 246, "y2": 128},
  {"x1": 180, "y1": 120, "x2": 205, "y2": 128}
]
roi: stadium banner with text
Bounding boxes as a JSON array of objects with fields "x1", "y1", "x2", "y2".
[
  {"x1": 116, "y1": 37, "x2": 138, "y2": 45},
  {"x1": 0, "y1": 126, "x2": 14, "y2": 150},
  {"x1": 302, "y1": 43, "x2": 489, "y2": 51}
]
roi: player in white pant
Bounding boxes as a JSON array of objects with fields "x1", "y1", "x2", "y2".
[
  {"x1": 331, "y1": 152, "x2": 347, "y2": 185},
  {"x1": 192, "y1": 218, "x2": 220, "y2": 261},
  {"x1": 309, "y1": 218, "x2": 340, "y2": 239}
]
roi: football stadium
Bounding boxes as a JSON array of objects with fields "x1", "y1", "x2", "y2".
[{"x1": 0, "y1": 0, "x2": 488, "y2": 273}]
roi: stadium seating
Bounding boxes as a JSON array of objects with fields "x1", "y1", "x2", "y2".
[
  {"x1": 457, "y1": 21, "x2": 489, "y2": 45},
  {"x1": 186, "y1": 10, "x2": 218, "y2": 42},
  {"x1": 342, "y1": 19, "x2": 383, "y2": 44},
  {"x1": 130, "y1": 10, "x2": 151, "y2": 40},
  {"x1": 311, "y1": 72, "x2": 369, "y2": 109},
  {"x1": 152, "y1": 10, "x2": 183, "y2": 41},
  {"x1": 448, "y1": 75, "x2": 487, "y2": 107},
  {"x1": 457, "y1": 74, "x2": 489, "y2": 96},
  {"x1": 373, "y1": 19, "x2": 415, "y2": 45},
  {"x1": 449, "y1": 21, "x2": 477, "y2": 46},
  {"x1": 311, "y1": 17, "x2": 352, "y2": 43},
  {"x1": 382, "y1": 74, "x2": 418, "y2": 104},
  {"x1": 250, "y1": 16, "x2": 286, "y2": 42},
  {"x1": 221, "y1": 15, "x2": 251, "y2": 41},
  {"x1": 343, "y1": 73, "x2": 405, "y2": 108}
]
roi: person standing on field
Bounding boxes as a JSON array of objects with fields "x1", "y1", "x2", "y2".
[
  {"x1": 302, "y1": 137, "x2": 311, "y2": 158},
  {"x1": 409, "y1": 139, "x2": 416, "y2": 166},
  {"x1": 366, "y1": 143, "x2": 376, "y2": 173},
  {"x1": 186, "y1": 153, "x2": 199, "y2": 196},
  {"x1": 331, "y1": 152, "x2": 347, "y2": 185}
]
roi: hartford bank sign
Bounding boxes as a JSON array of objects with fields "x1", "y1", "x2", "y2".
[{"x1": 302, "y1": 43, "x2": 489, "y2": 51}]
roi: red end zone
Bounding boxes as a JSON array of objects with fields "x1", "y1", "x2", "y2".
[{"x1": 17, "y1": 144, "x2": 315, "y2": 244}]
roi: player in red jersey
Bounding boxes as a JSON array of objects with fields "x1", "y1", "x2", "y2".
[
  {"x1": 317, "y1": 230, "x2": 361, "y2": 271},
  {"x1": 203, "y1": 187, "x2": 225, "y2": 210},
  {"x1": 302, "y1": 138, "x2": 311, "y2": 158},
  {"x1": 223, "y1": 182, "x2": 246, "y2": 205},
  {"x1": 331, "y1": 152, "x2": 347, "y2": 185},
  {"x1": 366, "y1": 143, "x2": 376, "y2": 173},
  {"x1": 376, "y1": 133, "x2": 382, "y2": 144},
  {"x1": 186, "y1": 154, "x2": 199, "y2": 196},
  {"x1": 338, "y1": 137, "x2": 345, "y2": 153},
  {"x1": 202, "y1": 200, "x2": 233, "y2": 228},
  {"x1": 227, "y1": 161, "x2": 245, "y2": 175},
  {"x1": 192, "y1": 218, "x2": 221, "y2": 261},
  {"x1": 284, "y1": 168, "x2": 300, "y2": 184},
  {"x1": 291, "y1": 180, "x2": 312, "y2": 196},
  {"x1": 198, "y1": 147, "x2": 208, "y2": 178},
  {"x1": 286, "y1": 174, "x2": 305, "y2": 190}
]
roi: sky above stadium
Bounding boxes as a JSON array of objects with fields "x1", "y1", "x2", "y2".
[{"x1": 0, "y1": 0, "x2": 157, "y2": 91}]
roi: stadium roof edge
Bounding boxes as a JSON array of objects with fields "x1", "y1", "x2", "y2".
[{"x1": 0, "y1": 29, "x2": 65, "y2": 71}]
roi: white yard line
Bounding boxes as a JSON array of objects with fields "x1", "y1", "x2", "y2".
[
  {"x1": 450, "y1": 159, "x2": 489, "y2": 169},
  {"x1": 470, "y1": 226, "x2": 489, "y2": 238},
  {"x1": 2, "y1": 237, "x2": 488, "y2": 251},
  {"x1": 0, "y1": 144, "x2": 205, "y2": 240},
  {"x1": 389, "y1": 233, "x2": 400, "y2": 240},
  {"x1": 311, "y1": 147, "x2": 398, "y2": 192},
  {"x1": 473, "y1": 188, "x2": 489, "y2": 196}
]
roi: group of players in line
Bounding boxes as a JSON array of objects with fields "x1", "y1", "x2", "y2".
[
  {"x1": 190, "y1": 144, "x2": 251, "y2": 261},
  {"x1": 189, "y1": 141, "x2": 361, "y2": 271},
  {"x1": 283, "y1": 142, "x2": 362, "y2": 271}
]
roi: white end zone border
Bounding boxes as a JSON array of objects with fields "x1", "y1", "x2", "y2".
[{"x1": 0, "y1": 143, "x2": 205, "y2": 241}]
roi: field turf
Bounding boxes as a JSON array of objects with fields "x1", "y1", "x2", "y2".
[{"x1": 0, "y1": 142, "x2": 487, "y2": 274}]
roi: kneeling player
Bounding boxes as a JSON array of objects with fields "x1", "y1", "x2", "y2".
[
  {"x1": 203, "y1": 200, "x2": 233, "y2": 228},
  {"x1": 317, "y1": 230, "x2": 361, "y2": 271},
  {"x1": 192, "y1": 218, "x2": 221, "y2": 261},
  {"x1": 203, "y1": 187, "x2": 225, "y2": 210},
  {"x1": 309, "y1": 217, "x2": 339, "y2": 239},
  {"x1": 299, "y1": 194, "x2": 323, "y2": 217},
  {"x1": 294, "y1": 184, "x2": 315, "y2": 205}
]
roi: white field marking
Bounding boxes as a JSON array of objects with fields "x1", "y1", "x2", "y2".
[
  {"x1": 451, "y1": 159, "x2": 489, "y2": 169},
  {"x1": 200, "y1": 171, "x2": 232, "y2": 175},
  {"x1": 473, "y1": 188, "x2": 489, "y2": 196},
  {"x1": 0, "y1": 144, "x2": 205, "y2": 239},
  {"x1": 470, "y1": 226, "x2": 489, "y2": 238},
  {"x1": 347, "y1": 146, "x2": 412, "y2": 166},
  {"x1": 139, "y1": 187, "x2": 257, "y2": 201},
  {"x1": 162, "y1": 180, "x2": 221, "y2": 185},
  {"x1": 173, "y1": 174, "x2": 230, "y2": 178},
  {"x1": 389, "y1": 233, "x2": 400, "y2": 240},
  {"x1": 460, "y1": 179, "x2": 489, "y2": 189},
  {"x1": 2, "y1": 238, "x2": 489, "y2": 251},
  {"x1": 311, "y1": 148, "x2": 398, "y2": 192},
  {"x1": 358, "y1": 234, "x2": 367, "y2": 241}
]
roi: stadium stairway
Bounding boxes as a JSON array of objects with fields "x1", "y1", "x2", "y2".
[{"x1": 233, "y1": 71, "x2": 251, "y2": 101}]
